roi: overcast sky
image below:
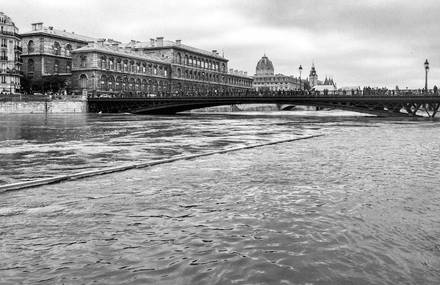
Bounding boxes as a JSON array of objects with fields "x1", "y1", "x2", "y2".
[{"x1": 2, "y1": 0, "x2": 440, "y2": 88}]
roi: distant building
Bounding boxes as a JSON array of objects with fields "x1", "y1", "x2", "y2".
[
  {"x1": 125, "y1": 37, "x2": 252, "y2": 94},
  {"x1": 308, "y1": 63, "x2": 336, "y2": 88},
  {"x1": 20, "y1": 22, "x2": 96, "y2": 93},
  {"x1": 0, "y1": 12, "x2": 22, "y2": 94},
  {"x1": 70, "y1": 38, "x2": 252, "y2": 96},
  {"x1": 252, "y1": 55, "x2": 301, "y2": 91}
]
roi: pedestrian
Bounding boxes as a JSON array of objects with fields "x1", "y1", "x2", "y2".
[{"x1": 434, "y1": 85, "x2": 438, "y2": 95}]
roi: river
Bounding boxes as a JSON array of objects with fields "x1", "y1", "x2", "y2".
[{"x1": 0, "y1": 111, "x2": 439, "y2": 284}]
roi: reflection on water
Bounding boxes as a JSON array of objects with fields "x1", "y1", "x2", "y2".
[{"x1": 0, "y1": 112, "x2": 440, "y2": 284}]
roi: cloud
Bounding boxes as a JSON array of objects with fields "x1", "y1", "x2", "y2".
[{"x1": 2, "y1": 0, "x2": 440, "y2": 88}]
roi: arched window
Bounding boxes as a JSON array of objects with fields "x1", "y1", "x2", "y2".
[
  {"x1": 100, "y1": 75, "x2": 107, "y2": 90},
  {"x1": 66, "y1": 62, "x2": 71, "y2": 73},
  {"x1": 27, "y1": 40, "x2": 35, "y2": 53},
  {"x1": 177, "y1": 68, "x2": 181, "y2": 78},
  {"x1": 53, "y1": 42, "x2": 61, "y2": 55},
  {"x1": 184, "y1": 55, "x2": 188, "y2": 65},
  {"x1": 177, "y1": 53, "x2": 182, "y2": 64},
  {"x1": 153, "y1": 65, "x2": 157, "y2": 75},
  {"x1": 115, "y1": 76, "x2": 122, "y2": 90},
  {"x1": 65, "y1": 44, "x2": 72, "y2": 56},
  {"x1": 108, "y1": 76, "x2": 114, "y2": 91},
  {"x1": 54, "y1": 60, "x2": 59, "y2": 73},
  {"x1": 79, "y1": 74, "x2": 87, "y2": 89},
  {"x1": 28, "y1": 59, "x2": 34, "y2": 73}
]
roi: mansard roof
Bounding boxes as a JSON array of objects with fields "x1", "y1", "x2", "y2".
[
  {"x1": 128, "y1": 39, "x2": 227, "y2": 61},
  {"x1": 21, "y1": 26, "x2": 96, "y2": 43},
  {"x1": 73, "y1": 42, "x2": 167, "y2": 64}
]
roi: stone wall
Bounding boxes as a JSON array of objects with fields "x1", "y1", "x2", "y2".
[{"x1": 0, "y1": 100, "x2": 87, "y2": 113}]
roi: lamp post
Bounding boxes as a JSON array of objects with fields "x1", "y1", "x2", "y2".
[
  {"x1": 424, "y1": 59, "x2": 429, "y2": 93},
  {"x1": 298, "y1": 65, "x2": 303, "y2": 90}
]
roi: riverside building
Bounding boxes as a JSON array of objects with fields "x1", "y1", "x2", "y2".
[
  {"x1": 20, "y1": 22, "x2": 96, "y2": 93},
  {"x1": 0, "y1": 12, "x2": 22, "y2": 94},
  {"x1": 252, "y1": 55, "x2": 301, "y2": 91},
  {"x1": 71, "y1": 38, "x2": 253, "y2": 96}
]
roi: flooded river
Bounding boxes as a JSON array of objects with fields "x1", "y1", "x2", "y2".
[{"x1": 0, "y1": 112, "x2": 439, "y2": 284}]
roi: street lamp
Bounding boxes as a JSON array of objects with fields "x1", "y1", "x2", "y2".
[
  {"x1": 424, "y1": 59, "x2": 429, "y2": 92},
  {"x1": 298, "y1": 65, "x2": 303, "y2": 90}
]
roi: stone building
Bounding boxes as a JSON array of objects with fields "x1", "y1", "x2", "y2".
[
  {"x1": 71, "y1": 38, "x2": 252, "y2": 96},
  {"x1": 125, "y1": 37, "x2": 252, "y2": 94},
  {"x1": 20, "y1": 22, "x2": 96, "y2": 93},
  {"x1": 0, "y1": 12, "x2": 22, "y2": 94},
  {"x1": 308, "y1": 63, "x2": 336, "y2": 88},
  {"x1": 252, "y1": 55, "x2": 301, "y2": 91}
]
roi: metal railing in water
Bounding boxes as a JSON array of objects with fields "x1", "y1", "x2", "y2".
[{"x1": 88, "y1": 89, "x2": 440, "y2": 99}]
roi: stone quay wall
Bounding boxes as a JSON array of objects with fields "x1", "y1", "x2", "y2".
[{"x1": 0, "y1": 100, "x2": 87, "y2": 113}]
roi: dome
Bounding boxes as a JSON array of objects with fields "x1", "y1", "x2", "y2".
[
  {"x1": 256, "y1": 54, "x2": 274, "y2": 76},
  {"x1": 0, "y1": 12, "x2": 15, "y2": 26}
]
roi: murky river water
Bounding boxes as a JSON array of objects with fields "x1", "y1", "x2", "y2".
[{"x1": 0, "y1": 112, "x2": 439, "y2": 284}]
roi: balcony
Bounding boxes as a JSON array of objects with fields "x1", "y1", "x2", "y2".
[
  {"x1": 0, "y1": 56, "x2": 8, "y2": 61},
  {"x1": 0, "y1": 30, "x2": 21, "y2": 38},
  {"x1": 1, "y1": 44, "x2": 7, "y2": 48},
  {"x1": 14, "y1": 46, "x2": 22, "y2": 52}
]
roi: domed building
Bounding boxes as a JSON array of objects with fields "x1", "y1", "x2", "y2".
[
  {"x1": 253, "y1": 54, "x2": 301, "y2": 91},
  {"x1": 0, "y1": 12, "x2": 22, "y2": 94},
  {"x1": 255, "y1": 54, "x2": 274, "y2": 76}
]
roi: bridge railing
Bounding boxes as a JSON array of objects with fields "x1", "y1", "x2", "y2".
[{"x1": 87, "y1": 89, "x2": 440, "y2": 99}]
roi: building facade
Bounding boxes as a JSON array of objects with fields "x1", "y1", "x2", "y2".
[
  {"x1": 20, "y1": 22, "x2": 96, "y2": 93},
  {"x1": 126, "y1": 37, "x2": 252, "y2": 94},
  {"x1": 71, "y1": 38, "x2": 252, "y2": 96},
  {"x1": 308, "y1": 63, "x2": 336, "y2": 88},
  {"x1": 0, "y1": 12, "x2": 22, "y2": 94},
  {"x1": 252, "y1": 55, "x2": 301, "y2": 91}
]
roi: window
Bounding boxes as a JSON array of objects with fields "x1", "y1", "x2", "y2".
[
  {"x1": 28, "y1": 59, "x2": 34, "y2": 73},
  {"x1": 1, "y1": 38, "x2": 6, "y2": 48},
  {"x1": 1, "y1": 75, "x2": 5, "y2": 83},
  {"x1": 66, "y1": 62, "x2": 71, "y2": 73},
  {"x1": 80, "y1": 56, "x2": 87, "y2": 68},
  {"x1": 53, "y1": 42, "x2": 61, "y2": 55},
  {"x1": 54, "y1": 60, "x2": 59, "y2": 73},
  {"x1": 65, "y1": 44, "x2": 72, "y2": 56},
  {"x1": 79, "y1": 74, "x2": 87, "y2": 89}
]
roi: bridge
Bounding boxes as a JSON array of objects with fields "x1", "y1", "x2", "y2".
[{"x1": 87, "y1": 90, "x2": 440, "y2": 118}]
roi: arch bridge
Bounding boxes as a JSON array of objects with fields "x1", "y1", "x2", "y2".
[{"x1": 87, "y1": 90, "x2": 440, "y2": 118}]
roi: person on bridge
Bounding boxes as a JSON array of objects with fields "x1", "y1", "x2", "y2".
[{"x1": 434, "y1": 85, "x2": 438, "y2": 95}]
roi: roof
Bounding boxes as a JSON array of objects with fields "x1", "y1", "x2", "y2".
[
  {"x1": 128, "y1": 40, "x2": 227, "y2": 60},
  {"x1": 0, "y1": 12, "x2": 16, "y2": 26},
  {"x1": 72, "y1": 43, "x2": 167, "y2": 64},
  {"x1": 21, "y1": 27, "x2": 96, "y2": 43}
]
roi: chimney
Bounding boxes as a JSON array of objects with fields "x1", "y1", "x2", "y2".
[
  {"x1": 48, "y1": 26, "x2": 53, "y2": 30},
  {"x1": 176, "y1": 39, "x2": 182, "y2": 45},
  {"x1": 244, "y1": 71, "x2": 248, "y2": 76},
  {"x1": 212, "y1": 49, "x2": 217, "y2": 54},
  {"x1": 150, "y1": 38, "x2": 155, "y2": 47},
  {"x1": 156, "y1": 37, "x2": 164, "y2": 47},
  {"x1": 31, "y1": 22, "x2": 43, "y2": 31},
  {"x1": 229, "y1": 68, "x2": 234, "y2": 74}
]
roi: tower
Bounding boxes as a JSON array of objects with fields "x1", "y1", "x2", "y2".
[{"x1": 309, "y1": 63, "x2": 318, "y2": 88}]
